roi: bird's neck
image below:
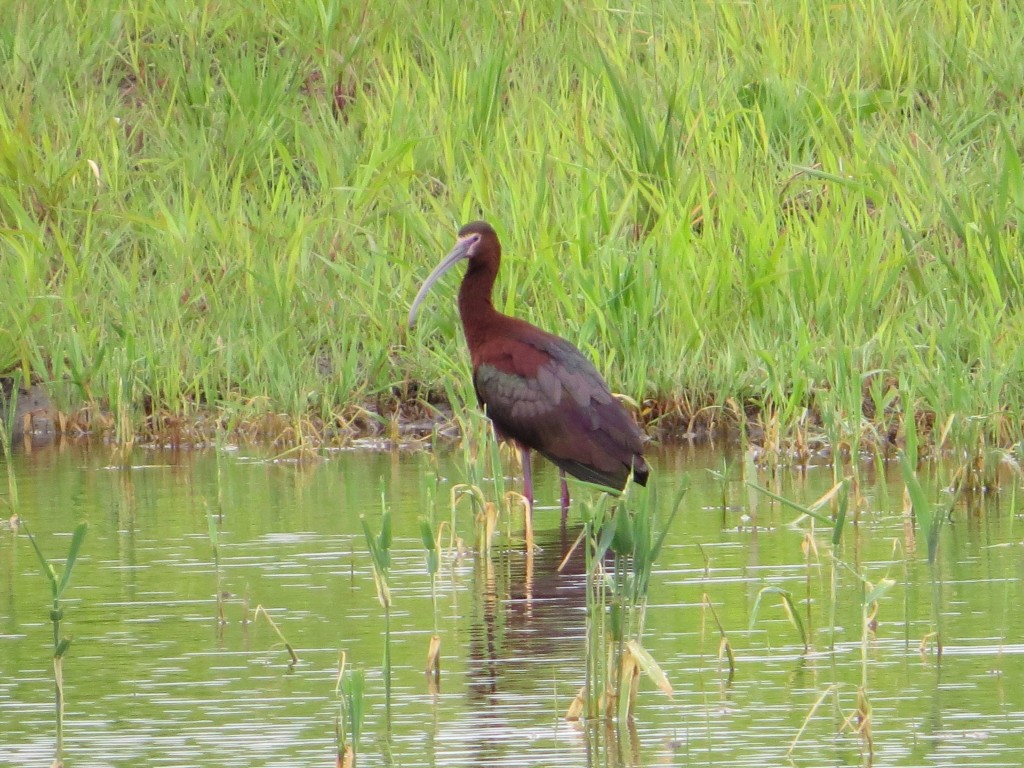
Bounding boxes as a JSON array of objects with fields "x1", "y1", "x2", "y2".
[{"x1": 457, "y1": 258, "x2": 501, "y2": 350}]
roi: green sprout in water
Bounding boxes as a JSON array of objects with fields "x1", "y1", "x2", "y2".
[
  {"x1": 22, "y1": 521, "x2": 88, "y2": 768},
  {"x1": 335, "y1": 651, "x2": 365, "y2": 768},
  {"x1": 361, "y1": 489, "x2": 393, "y2": 723},
  {"x1": 575, "y1": 478, "x2": 686, "y2": 723},
  {"x1": 749, "y1": 586, "x2": 809, "y2": 653},
  {"x1": 252, "y1": 605, "x2": 299, "y2": 667},
  {"x1": 900, "y1": 385, "x2": 952, "y2": 660},
  {"x1": 1, "y1": 373, "x2": 23, "y2": 527},
  {"x1": 420, "y1": 511, "x2": 443, "y2": 687},
  {"x1": 747, "y1": 465, "x2": 903, "y2": 764}
]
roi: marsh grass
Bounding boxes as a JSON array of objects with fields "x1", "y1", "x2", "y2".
[
  {"x1": 757, "y1": 442, "x2": 969, "y2": 760},
  {"x1": 786, "y1": 561, "x2": 897, "y2": 762},
  {"x1": 750, "y1": 586, "x2": 809, "y2": 653},
  {"x1": 699, "y1": 594, "x2": 735, "y2": 687},
  {"x1": 361, "y1": 497, "x2": 393, "y2": 722},
  {"x1": 22, "y1": 521, "x2": 88, "y2": 768},
  {"x1": 576, "y1": 479, "x2": 684, "y2": 721},
  {"x1": 443, "y1": 398, "x2": 539, "y2": 550},
  {"x1": 1, "y1": 0, "x2": 1022, "y2": 457},
  {"x1": 252, "y1": 605, "x2": 299, "y2": 666},
  {"x1": 418, "y1": 480, "x2": 443, "y2": 684},
  {"x1": 899, "y1": 398, "x2": 952, "y2": 660},
  {"x1": 204, "y1": 499, "x2": 226, "y2": 629},
  {"x1": 0, "y1": 379, "x2": 19, "y2": 521},
  {"x1": 759, "y1": 502, "x2": 893, "y2": 763},
  {"x1": 335, "y1": 652, "x2": 364, "y2": 768}
]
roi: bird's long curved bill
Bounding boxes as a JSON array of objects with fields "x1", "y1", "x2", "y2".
[{"x1": 407, "y1": 239, "x2": 473, "y2": 327}]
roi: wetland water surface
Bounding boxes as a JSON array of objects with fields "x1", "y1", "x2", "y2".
[{"x1": 1, "y1": 443, "x2": 1021, "y2": 768}]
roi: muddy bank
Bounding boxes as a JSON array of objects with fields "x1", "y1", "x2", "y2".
[
  {"x1": 0, "y1": 378, "x2": 58, "y2": 441},
  {"x1": 0, "y1": 378, "x2": 710, "y2": 452},
  {"x1": 0, "y1": 377, "x2": 927, "y2": 468}
]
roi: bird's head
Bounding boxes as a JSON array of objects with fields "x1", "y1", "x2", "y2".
[
  {"x1": 408, "y1": 221, "x2": 499, "y2": 327},
  {"x1": 452, "y1": 220, "x2": 497, "y2": 259}
]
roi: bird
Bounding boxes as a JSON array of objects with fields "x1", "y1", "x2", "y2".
[{"x1": 408, "y1": 221, "x2": 649, "y2": 516}]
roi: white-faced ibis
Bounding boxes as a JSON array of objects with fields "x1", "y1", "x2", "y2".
[{"x1": 408, "y1": 221, "x2": 649, "y2": 515}]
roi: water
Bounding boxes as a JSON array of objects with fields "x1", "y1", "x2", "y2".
[{"x1": 0, "y1": 441, "x2": 1021, "y2": 767}]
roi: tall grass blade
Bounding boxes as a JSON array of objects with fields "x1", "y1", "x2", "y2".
[
  {"x1": 625, "y1": 640, "x2": 673, "y2": 696},
  {"x1": 55, "y1": 523, "x2": 88, "y2": 600},
  {"x1": 750, "y1": 586, "x2": 809, "y2": 652},
  {"x1": 253, "y1": 605, "x2": 299, "y2": 665},
  {"x1": 900, "y1": 454, "x2": 940, "y2": 564},
  {"x1": 831, "y1": 483, "x2": 848, "y2": 547},
  {"x1": 23, "y1": 523, "x2": 61, "y2": 594}
]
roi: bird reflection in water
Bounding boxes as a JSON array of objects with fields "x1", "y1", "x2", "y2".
[{"x1": 467, "y1": 521, "x2": 585, "y2": 700}]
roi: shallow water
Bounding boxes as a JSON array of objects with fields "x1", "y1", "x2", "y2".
[{"x1": 0, "y1": 441, "x2": 1021, "y2": 767}]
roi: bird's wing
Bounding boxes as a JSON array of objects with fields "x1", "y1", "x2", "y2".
[{"x1": 473, "y1": 330, "x2": 643, "y2": 489}]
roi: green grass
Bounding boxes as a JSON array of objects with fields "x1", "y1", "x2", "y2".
[
  {"x1": 2, "y1": 0, "x2": 1023, "y2": 454},
  {"x1": 578, "y1": 479, "x2": 682, "y2": 720},
  {"x1": 22, "y1": 521, "x2": 88, "y2": 765}
]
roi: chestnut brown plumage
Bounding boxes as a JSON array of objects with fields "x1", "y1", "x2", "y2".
[{"x1": 409, "y1": 221, "x2": 649, "y2": 515}]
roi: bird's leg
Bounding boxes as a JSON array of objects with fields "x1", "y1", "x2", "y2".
[
  {"x1": 520, "y1": 445, "x2": 533, "y2": 513},
  {"x1": 559, "y1": 469, "x2": 570, "y2": 520},
  {"x1": 520, "y1": 446, "x2": 535, "y2": 551}
]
